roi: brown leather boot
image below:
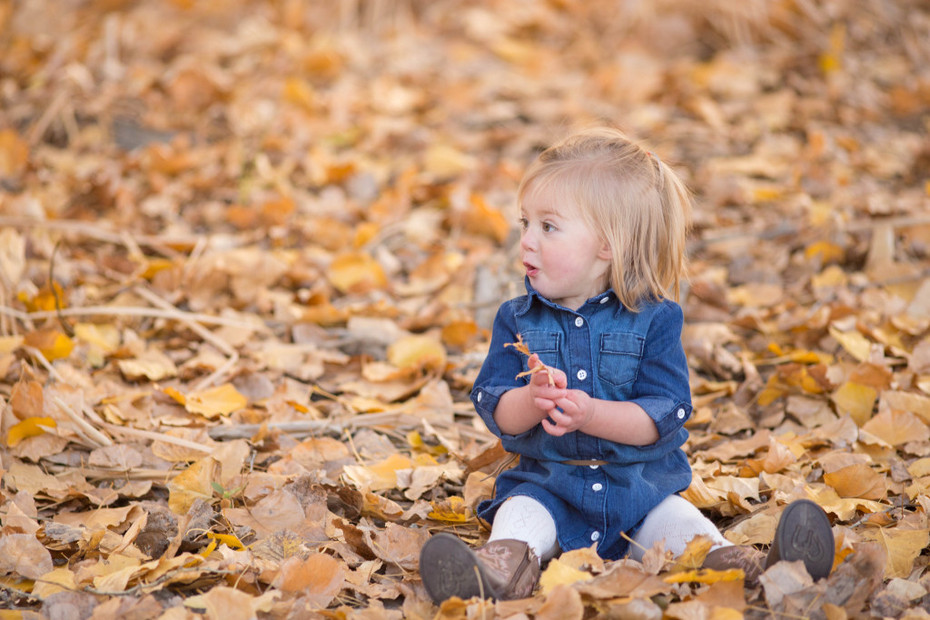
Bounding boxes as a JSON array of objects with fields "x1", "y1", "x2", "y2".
[
  {"x1": 419, "y1": 533, "x2": 540, "y2": 604},
  {"x1": 702, "y1": 545, "x2": 765, "y2": 584}
]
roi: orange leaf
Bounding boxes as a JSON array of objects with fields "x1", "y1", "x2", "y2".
[
  {"x1": 273, "y1": 553, "x2": 346, "y2": 604},
  {"x1": 10, "y1": 379, "x2": 44, "y2": 421},
  {"x1": 163, "y1": 387, "x2": 187, "y2": 406},
  {"x1": 824, "y1": 463, "x2": 886, "y2": 500},
  {"x1": 463, "y1": 193, "x2": 509, "y2": 243},
  {"x1": 0, "y1": 128, "x2": 29, "y2": 178},
  {"x1": 862, "y1": 409, "x2": 930, "y2": 446}
]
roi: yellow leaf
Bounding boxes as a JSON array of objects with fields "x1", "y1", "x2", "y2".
[
  {"x1": 74, "y1": 323, "x2": 120, "y2": 354},
  {"x1": 427, "y1": 496, "x2": 469, "y2": 523},
  {"x1": 863, "y1": 526, "x2": 928, "y2": 579},
  {"x1": 805, "y1": 241, "x2": 845, "y2": 264},
  {"x1": 31, "y1": 566, "x2": 75, "y2": 598},
  {"x1": 283, "y1": 76, "x2": 316, "y2": 111},
  {"x1": 538, "y1": 557, "x2": 592, "y2": 595},
  {"x1": 118, "y1": 349, "x2": 178, "y2": 381},
  {"x1": 343, "y1": 453, "x2": 413, "y2": 491},
  {"x1": 199, "y1": 539, "x2": 218, "y2": 558},
  {"x1": 206, "y1": 531, "x2": 246, "y2": 550},
  {"x1": 6, "y1": 417, "x2": 56, "y2": 447},
  {"x1": 831, "y1": 381, "x2": 877, "y2": 426},
  {"x1": 557, "y1": 545, "x2": 604, "y2": 573},
  {"x1": 141, "y1": 258, "x2": 176, "y2": 279},
  {"x1": 327, "y1": 252, "x2": 387, "y2": 294},
  {"x1": 0, "y1": 335, "x2": 23, "y2": 355},
  {"x1": 184, "y1": 383, "x2": 248, "y2": 419},
  {"x1": 167, "y1": 457, "x2": 218, "y2": 515},
  {"x1": 23, "y1": 328, "x2": 73, "y2": 361},
  {"x1": 387, "y1": 334, "x2": 447, "y2": 373},
  {"x1": 751, "y1": 186, "x2": 783, "y2": 203},
  {"x1": 829, "y1": 325, "x2": 872, "y2": 363},
  {"x1": 424, "y1": 143, "x2": 475, "y2": 178},
  {"x1": 812, "y1": 265, "x2": 848, "y2": 289},
  {"x1": 670, "y1": 535, "x2": 714, "y2": 572},
  {"x1": 664, "y1": 568, "x2": 745, "y2": 584},
  {"x1": 819, "y1": 23, "x2": 845, "y2": 74},
  {"x1": 353, "y1": 221, "x2": 379, "y2": 247}
]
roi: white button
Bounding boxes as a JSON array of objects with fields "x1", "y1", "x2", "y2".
[
  {"x1": 589, "y1": 464, "x2": 599, "y2": 470},
  {"x1": 477, "y1": 392, "x2": 483, "y2": 402},
  {"x1": 591, "y1": 531, "x2": 600, "y2": 541},
  {"x1": 592, "y1": 483, "x2": 603, "y2": 492},
  {"x1": 676, "y1": 408, "x2": 686, "y2": 419},
  {"x1": 577, "y1": 369, "x2": 587, "y2": 381},
  {"x1": 574, "y1": 317, "x2": 584, "y2": 327},
  {"x1": 600, "y1": 297, "x2": 609, "y2": 304}
]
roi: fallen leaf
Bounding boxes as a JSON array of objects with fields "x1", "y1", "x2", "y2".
[
  {"x1": 272, "y1": 552, "x2": 346, "y2": 605},
  {"x1": 6, "y1": 416, "x2": 57, "y2": 447}
]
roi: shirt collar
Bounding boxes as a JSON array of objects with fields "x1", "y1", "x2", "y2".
[{"x1": 518, "y1": 276, "x2": 615, "y2": 315}]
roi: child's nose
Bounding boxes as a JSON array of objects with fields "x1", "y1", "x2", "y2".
[{"x1": 520, "y1": 229, "x2": 535, "y2": 251}]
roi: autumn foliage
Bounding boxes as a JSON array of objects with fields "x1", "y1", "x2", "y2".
[{"x1": 1, "y1": 0, "x2": 930, "y2": 618}]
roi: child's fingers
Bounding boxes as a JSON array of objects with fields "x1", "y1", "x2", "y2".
[{"x1": 541, "y1": 417, "x2": 567, "y2": 437}]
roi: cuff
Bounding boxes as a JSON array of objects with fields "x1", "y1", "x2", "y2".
[{"x1": 631, "y1": 397, "x2": 692, "y2": 439}]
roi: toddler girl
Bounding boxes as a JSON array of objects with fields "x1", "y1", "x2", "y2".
[{"x1": 419, "y1": 127, "x2": 833, "y2": 602}]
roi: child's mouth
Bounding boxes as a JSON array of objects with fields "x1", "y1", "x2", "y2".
[{"x1": 523, "y1": 262, "x2": 539, "y2": 277}]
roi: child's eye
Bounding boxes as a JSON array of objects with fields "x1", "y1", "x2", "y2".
[
  {"x1": 541, "y1": 221, "x2": 555, "y2": 233},
  {"x1": 518, "y1": 217, "x2": 528, "y2": 230}
]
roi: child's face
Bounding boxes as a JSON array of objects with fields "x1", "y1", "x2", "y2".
[{"x1": 519, "y1": 188, "x2": 612, "y2": 311}]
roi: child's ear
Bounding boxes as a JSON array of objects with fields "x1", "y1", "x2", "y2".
[{"x1": 597, "y1": 241, "x2": 612, "y2": 260}]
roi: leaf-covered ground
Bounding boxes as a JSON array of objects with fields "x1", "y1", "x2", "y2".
[{"x1": 1, "y1": 0, "x2": 930, "y2": 618}]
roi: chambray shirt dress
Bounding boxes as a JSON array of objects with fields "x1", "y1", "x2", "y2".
[{"x1": 471, "y1": 280, "x2": 693, "y2": 560}]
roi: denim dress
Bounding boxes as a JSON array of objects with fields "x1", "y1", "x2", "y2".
[{"x1": 471, "y1": 280, "x2": 693, "y2": 560}]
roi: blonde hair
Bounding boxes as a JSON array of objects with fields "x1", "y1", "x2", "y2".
[{"x1": 517, "y1": 127, "x2": 692, "y2": 311}]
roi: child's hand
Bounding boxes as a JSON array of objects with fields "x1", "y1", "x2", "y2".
[
  {"x1": 541, "y1": 390, "x2": 595, "y2": 436},
  {"x1": 526, "y1": 354, "x2": 567, "y2": 416}
]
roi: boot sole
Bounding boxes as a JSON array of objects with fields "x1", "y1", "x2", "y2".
[
  {"x1": 419, "y1": 533, "x2": 498, "y2": 604},
  {"x1": 767, "y1": 499, "x2": 834, "y2": 580}
]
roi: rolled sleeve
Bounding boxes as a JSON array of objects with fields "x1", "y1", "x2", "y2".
[
  {"x1": 470, "y1": 301, "x2": 527, "y2": 439},
  {"x1": 631, "y1": 396, "x2": 692, "y2": 439},
  {"x1": 627, "y1": 303, "x2": 692, "y2": 440}
]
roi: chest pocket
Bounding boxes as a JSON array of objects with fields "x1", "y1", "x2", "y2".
[
  {"x1": 599, "y1": 332, "x2": 644, "y2": 389},
  {"x1": 518, "y1": 330, "x2": 561, "y2": 376}
]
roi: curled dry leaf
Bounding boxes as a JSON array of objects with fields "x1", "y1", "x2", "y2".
[{"x1": 506, "y1": 333, "x2": 557, "y2": 386}]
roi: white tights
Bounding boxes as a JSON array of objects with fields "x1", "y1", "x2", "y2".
[{"x1": 488, "y1": 494, "x2": 730, "y2": 562}]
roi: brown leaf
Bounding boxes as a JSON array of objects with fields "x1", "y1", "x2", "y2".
[{"x1": 0, "y1": 533, "x2": 53, "y2": 579}]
